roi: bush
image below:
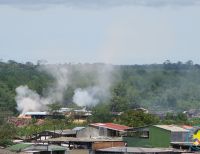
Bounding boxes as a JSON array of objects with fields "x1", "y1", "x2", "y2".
[{"x1": 0, "y1": 139, "x2": 13, "y2": 147}]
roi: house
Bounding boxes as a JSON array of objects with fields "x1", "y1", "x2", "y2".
[
  {"x1": 183, "y1": 109, "x2": 200, "y2": 118},
  {"x1": 149, "y1": 125, "x2": 189, "y2": 147},
  {"x1": 77, "y1": 123, "x2": 130, "y2": 138},
  {"x1": 32, "y1": 130, "x2": 77, "y2": 141},
  {"x1": 123, "y1": 125, "x2": 190, "y2": 148},
  {"x1": 20, "y1": 112, "x2": 49, "y2": 119},
  {"x1": 46, "y1": 137, "x2": 125, "y2": 151},
  {"x1": 59, "y1": 107, "x2": 92, "y2": 124}
]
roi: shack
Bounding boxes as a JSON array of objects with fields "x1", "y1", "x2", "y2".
[
  {"x1": 23, "y1": 112, "x2": 49, "y2": 119},
  {"x1": 77, "y1": 123, "x2": 130, "y2": 138},
  {"x1": 123, "y1": 125, "x2": 190, "y2": 148},
  {"x1": 32, "y1": 130, "x2": 77, "y2": 141},
  {"x1": 150, "y1": 125, "x2": 189, "y2": 147},
  {"x1": 46, "y1": 137, "x2": 125, "y2": 150}
]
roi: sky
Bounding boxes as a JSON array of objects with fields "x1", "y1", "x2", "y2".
[{"x1": 0, "y1": 0, "x2": 200, "y2": 65}]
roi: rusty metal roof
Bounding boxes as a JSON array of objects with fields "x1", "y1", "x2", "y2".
[{"x1": 89, "y1": 123, "x2": 130, "y2": 131}]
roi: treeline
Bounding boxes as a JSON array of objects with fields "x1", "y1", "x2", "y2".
[
  {"x1": 0, "y1": 60, "x2": 53, "y2": 114},
  {"x1": 112, "y1": 60, "x2": 200, "y2": 112},
  {"x1": 1, "y1": 60, "x2": 200, "y2": 115}
]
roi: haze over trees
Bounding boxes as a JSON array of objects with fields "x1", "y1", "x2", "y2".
[
  {"x1": 0, "y1": 60, "x2": 200, "y2": 116},
  {"x1": 1, "y1": 60, "x2": 200, "y2": 146}
]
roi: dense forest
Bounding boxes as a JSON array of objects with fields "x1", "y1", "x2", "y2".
[{"x1": 1, "y1": 60, "x2": 200, "y2": 116}]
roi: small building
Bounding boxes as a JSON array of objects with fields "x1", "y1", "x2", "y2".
[
  {"x1": 77, "y1": 123, "x2": 130, "y2": 138},
  {"x1": 183, "y1": 109, "x2": 200, "y2": 118},
  {"x1": 149, "y1": 125, "x2": 189, "y2": 147},
  {"x1": 32, "y1": 130, "x2": 77, "y2": 141},
  {"x1": 124, "y1": 125, "x2": 190, "y2": 148},
  {"x1": 23, "y1": 112, "x2": 49, "y2": 119},
  {"x1": 46, "y1": 137, "x2": 125, "y2": 151}
]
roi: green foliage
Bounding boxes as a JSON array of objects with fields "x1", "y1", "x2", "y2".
[
  {"x1": 117, "y1": 110, "x2": 159, "y2": 127},
  {"x1": 47, "y1": 103, "x2": 62, "y2": 115},
  {"x1": 0, "y1": 61, "x2": 52, "y2": 114},
  {"x1": 0, "y1": 123, "x2": 16, "y2": 147},
  {"x1": 190, "y1": 118, "x2": 200, "y2": 126},
  {"x1": 1, "y1": 60, "x2": 200, "y2": 116},
  {"x1": 89, "y1": 103, "x2": 115, "y2": 123},
  {"x1": 17, "y1": 117, "x2": 76, "y2": 137},
  {"x1": 161, "y1": 112, "x2": 189, "y2": 125},
  {"x1": 0, "y1": 139, "x2": 13, "y2": 147}
]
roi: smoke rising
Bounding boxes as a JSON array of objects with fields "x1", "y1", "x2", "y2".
[
  {"x1": 15, "y1": 63, "x2": 115, "y2": 113},
  {"x1": 15, "y1": 64, "x2": 70, "y2": 114},
  {"x1": 40, "y1": 64, "x2": 69, "y2": 103},
  {"x1": 0, "y1": 0, "x2": 200, "y2": 8},
  {"x1": 73, "y1": 87, "x2": 100, "y2": 107},
  {"x1": 15, "y1": 85, "x2": 49, "y2": 114},
  {"x1": 72, "y1": 64, "x2": 114, "y2": 107}
]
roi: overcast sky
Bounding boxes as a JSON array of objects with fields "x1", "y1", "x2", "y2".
[{"x1": 0, "y1": 0, "x2": 200, "y2": 65}]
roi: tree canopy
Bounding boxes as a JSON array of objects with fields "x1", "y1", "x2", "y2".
[{"x1": 1, "y1": 60, "x2": 200, "y2": 115}]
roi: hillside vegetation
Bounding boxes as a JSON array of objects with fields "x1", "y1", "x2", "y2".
[{"x1": 0, "y1": 60, "x2": 200, "y2": 115}]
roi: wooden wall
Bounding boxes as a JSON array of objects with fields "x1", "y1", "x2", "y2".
[{"x1": 92, "y1": 141, "x2": 125, "y2": 150}]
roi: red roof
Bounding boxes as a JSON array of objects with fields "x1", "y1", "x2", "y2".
[
  {"x1": 180, "y1": 125, "x2": 193, "y2": 130},
  {"x1": 89, "y1": 123, "x2": 130, "y2": 131}
]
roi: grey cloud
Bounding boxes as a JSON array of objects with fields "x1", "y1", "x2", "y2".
[{"x1": 0, "y1": 0, "x2": 200, "y2": 8}]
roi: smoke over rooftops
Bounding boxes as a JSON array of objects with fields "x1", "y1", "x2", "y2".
[{"x1": 0, "y1": 0, "x2": 200, "y2": 8}]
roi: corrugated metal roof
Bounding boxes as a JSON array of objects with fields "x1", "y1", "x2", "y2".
[
  {"x1": 25, "y1": 112, "x2": 48, "y2": 115},
  {"x1": 154, "y1": 125, "x2": 189, "y2": 132},
  {"x1": 97, "y1": 147, "x2": 175, "y2": 153},
  {"x1": 46, "y1": 137, "x2": 122, "y2": 142},
  {"x1": 90, "y1": 123, "x2": 130, "y2": 131},
  {"x1": 23, "y1": 144, "x2": 66, "y2": 152},
  {"x1": 48, "y1": 130, "x2": 76, "y2": 135}
]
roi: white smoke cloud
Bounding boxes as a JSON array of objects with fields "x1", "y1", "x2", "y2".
[
  {"x1": 73, "y1": 87, "x2": 100, "y2": 106},
  {"x1": 40, "y1": 64, "x2": 69, "y2": 103},
  {"x1": 72, "y1": 64, "x2": 114, "y2": 107},
  {"x1": 15, "y1": 85, "x2": 49, "y2": 114},
  {"x1": 15, "y1": 63, "x2": 115, "y2": 113},
  {"x1": 15, "y1": 64, "x2": 70, "y2": 114}
]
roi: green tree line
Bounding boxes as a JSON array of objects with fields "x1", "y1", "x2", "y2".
[{"x1": 1, "y1": 60, "x2": 200, "y2": 115}]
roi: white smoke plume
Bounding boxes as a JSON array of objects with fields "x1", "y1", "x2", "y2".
[
  {"x1": 15, "y1": 64, "x2": 70, "y2": 114},
  {"x1": 15, "y1": 85, "x2": 49, "y2": 114},
  {"x1": 40, "y1": 64, "x2": 69, "y2": 103},
  {"x1": 15, "y1": 63, "x2": 115, "y2": 113},
  {"x1": 72, "y1": 64, "x2": 114, "y2": 107},
  {"x1": 73, "y1": 87, "x2": 100, "y2": 107}
]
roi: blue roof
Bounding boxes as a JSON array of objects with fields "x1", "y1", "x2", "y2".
[{"x1": 25, "y1": 112, "x2": 48, "y2": 115}]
